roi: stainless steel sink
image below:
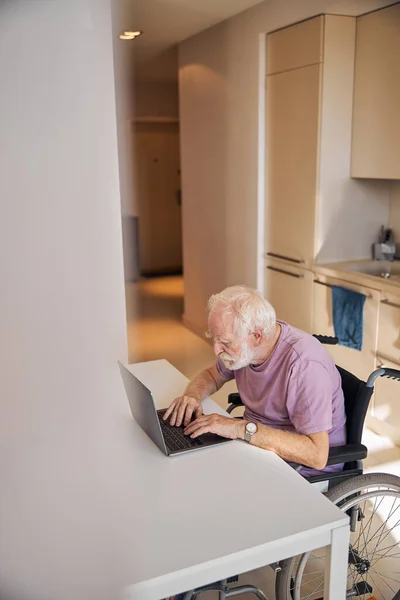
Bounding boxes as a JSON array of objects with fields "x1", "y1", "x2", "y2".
[{"x1": 345, "y1": 261, "x2": 400, "y2": 279}]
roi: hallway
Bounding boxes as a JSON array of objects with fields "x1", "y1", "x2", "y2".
[{"x1": 125, "y1": 275, "x2": 238, "y2": 407}]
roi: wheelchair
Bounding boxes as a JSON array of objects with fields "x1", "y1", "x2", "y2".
[{"x1": 171, "y1": 335, "x2": 400, "y2": 600}]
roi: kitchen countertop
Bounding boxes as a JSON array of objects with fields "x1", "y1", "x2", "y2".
[{"x1": 314, "y1": 259, "x2": 400, "y2": 296}]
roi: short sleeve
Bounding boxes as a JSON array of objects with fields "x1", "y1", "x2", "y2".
[
  {"x1": 216, "y1": 358, "x2": 235, "y2": 382},
  {"x1": 286, "y1": 360, "x2": 333, "y2": 435}
]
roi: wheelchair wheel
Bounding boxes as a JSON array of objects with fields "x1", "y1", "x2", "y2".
[{"x1": 276, "y1": 473, "x2": 400, "y2": 600}]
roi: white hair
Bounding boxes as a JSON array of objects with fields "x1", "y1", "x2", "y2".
[{"x1": 207, "y1": 285, "x2": 276, "y2": 338}]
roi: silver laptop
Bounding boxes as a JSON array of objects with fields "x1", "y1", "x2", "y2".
[{"x1": 118, "y1": 362, "x2": 231, "y2": 456}]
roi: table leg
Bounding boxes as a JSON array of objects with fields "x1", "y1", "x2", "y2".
[{"x1": 324, "y1": 523, "x2": 350, "y2": 600}]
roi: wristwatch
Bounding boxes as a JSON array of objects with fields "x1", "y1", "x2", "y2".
[{"x1": 244, "y1": 422, "x2": 258, "y2": 443}]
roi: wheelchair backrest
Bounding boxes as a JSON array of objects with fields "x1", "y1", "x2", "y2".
[{"x1": 336, "y1": 366, "x2": 373, "y2": 446}]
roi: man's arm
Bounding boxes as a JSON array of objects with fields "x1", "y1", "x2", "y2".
[
  {"x1": 237, "y1": 422, "x2": 329, "y2": 470},
  {"x1": 163, "y1": 364, "x2": 229, "y2": 427},
  {"x1": 184, "y1": 415, "x2": 329, "y2": 470}
]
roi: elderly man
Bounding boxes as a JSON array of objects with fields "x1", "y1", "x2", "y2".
[{"x1": 164, "y1": 285, "x2": 346, "y2": 474}]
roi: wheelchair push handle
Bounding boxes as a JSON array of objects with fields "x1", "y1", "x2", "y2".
[
  {"x1": 378, "y1": 367, "x2": 400, "y2": 381},
  {"x1": 313, "y1": 334, "x2": 339, "y2": 345},
  {"x1": 366, "y1": 366, "x2": 400, "y2": 387}
]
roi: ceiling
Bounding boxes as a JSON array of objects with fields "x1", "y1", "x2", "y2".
[{"x1": 115, "y1": 0, "x2": 394, "y2": 82}]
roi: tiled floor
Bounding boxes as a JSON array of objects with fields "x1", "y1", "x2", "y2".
[{"x1": 125, "y1": 275, "x2": 400, "y2": 599}]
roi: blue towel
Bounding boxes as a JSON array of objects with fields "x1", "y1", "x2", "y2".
[{"x1": 332, "y1": 286, "x2": 366, "y2": 351}]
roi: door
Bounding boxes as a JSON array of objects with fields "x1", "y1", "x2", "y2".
[
  {"x1": 265, "y1": 63, "x2": 321, "y2": 266},
  {"x1": 134, "y1": 122, "x2": 182, "y2": 276},
  {"x1": 265, "y1": 259, "x2": 313, "y2": 333}
]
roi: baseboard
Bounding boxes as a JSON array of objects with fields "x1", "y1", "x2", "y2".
[{"x1": 182, "y1": 314, "x2": 210, "y2": 342}]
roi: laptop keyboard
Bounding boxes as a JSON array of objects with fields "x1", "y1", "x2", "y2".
[{"x1": 157, "y1": 410, "x2": 203, "y2": 451}]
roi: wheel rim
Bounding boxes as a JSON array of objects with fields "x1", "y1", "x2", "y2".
[{"x1": 292, "y1": 487, "x2": 400, "y2": 600}]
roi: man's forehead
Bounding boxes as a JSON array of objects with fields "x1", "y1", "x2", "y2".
[{"x1": 208, "y1": 310, "x2": 234, "y2": 336}]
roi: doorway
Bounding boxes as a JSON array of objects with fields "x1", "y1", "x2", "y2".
[{"x1": 133, "y1": 120, "x2": 182, "y2": 277}]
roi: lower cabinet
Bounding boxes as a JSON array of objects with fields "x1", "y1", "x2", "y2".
[
  {"x1": 312, "y1": 274, "x2": 379, "y2": 381},
  {"x1": 377, "y1": 292, "x2": 400, "y2": 364},
  {"x1": 264, "y1": 259, "x2": 313, "y2": 333},
  {"x1": 369, "y1": 357, "x2": 400, "y2": 446},
  {"x1": 369, "y1": 292, "x2": 400, "y2": 443}
]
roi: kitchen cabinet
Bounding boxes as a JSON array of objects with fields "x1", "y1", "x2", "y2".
[
  {"x1": 266, "y1": 63, "x2": 320, "y2": 265},
  {"x1": 265, "y1": 259, "x2": 313, "y2": 332},
  {"x1": 351, "y1": 4, "x2": 400, "y2": 179},
  {"x1": 267, "y1": 16, "x2": 323, "y2": 75},
  {"x1": 377, "y1": 291, "x2": 400, "y2": 364},
  {"x1": 265, "y1": 15, "x2": 357, "y2": 267},
  {"x1": 369, "y1": 357, "x2": 400, "y2": 446},
  {"x1": 265, "y1": 13, "x2": 383, "y2": 272},
  {"x1": 312, "y1": 275, "x2": 379, "y2": 381}
]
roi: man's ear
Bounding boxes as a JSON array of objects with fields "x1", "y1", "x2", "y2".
[{"x1": 251, "y1": 328, "x2": 263, "y2": 346}]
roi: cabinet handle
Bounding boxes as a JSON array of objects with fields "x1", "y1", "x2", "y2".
[
  {"x1": 267, "y1": 266, "x2": 304, "y2": 279},
  {"x1": 381, "y1": 299, "x2": 400, "y2": 310},
  {"x1": 314, "y1": 279, "x2": 372, "y2": 298},
  {"x1": 266, "y1": 252, "x2": 304, "y2": 264}
]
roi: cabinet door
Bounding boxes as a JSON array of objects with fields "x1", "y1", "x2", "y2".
[
  {"x1": 369, "y1": 357, "x2": 400, "y2": 445},
  {"x1": 267, "y1": 16, "x2": 323, "y2": 75},
  {"x1": 312, "y1": 276, "x2": 379, "y2": 381},
  {"x1": 265, "y1": 64, "x2": 321, "y2": 266},
  {"x1": 265, "y1": 259, "x2": 313, "y2": 333},
  {"x1": 377, "y1": 293, "x2": 400, "y2": 364},
  {"x1": 351, "y1": 4, "x2": 400, "y2": 179}
]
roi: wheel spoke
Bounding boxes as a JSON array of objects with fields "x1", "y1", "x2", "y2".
[
  {"x1": 370, "y1": 565, "x2": 400, "y2": 595},
  {"x1": 284, "y1": 477, "x2": 400, "y2": 600}
]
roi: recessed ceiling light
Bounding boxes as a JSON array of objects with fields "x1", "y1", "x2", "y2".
[{"x1": 119, "y1": 31, "x2": 142, "y2": 40}]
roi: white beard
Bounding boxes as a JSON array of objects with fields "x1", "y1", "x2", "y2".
[{"x1": 219, "y1": 345, "x2": 253, "y2": 370}]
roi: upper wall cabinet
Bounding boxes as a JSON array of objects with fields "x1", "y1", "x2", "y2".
[
  {"x1": 267, "y1": 17, "x2": 323, "y2": 74},
  {"x1": 351, "y1": 4, "x2": 400, "y2": 179}
]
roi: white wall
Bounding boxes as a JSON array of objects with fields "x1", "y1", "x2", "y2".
[
  {"x1": 179, "y1": 0, "x2": 394, "y2": 333},
  {"x1": 111, "y1": 2, "x2": 139, "y2": 280},
  {"x1": 0, "y1": 2, "x2": 128, "y2": 597}
]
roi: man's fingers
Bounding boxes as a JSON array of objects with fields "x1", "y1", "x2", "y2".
[
  {"x1": 163, "y1": 400, "x2": 177, "y2": 421},
  {"x1": 195, "y1": 405, "x2": 203, "y2": 419},
  {"x1": 175, "y1": 401, "x2": 188, "y2": 427},
  {"x1": 184, "y1": 416, "x2": 210, "y2": 436},
  {"x1": 190, "y1": 426, "x2": 211, "y2": 439},
  {"x1": 183, "y1": 406, "x2": 194, "y2": 427}
]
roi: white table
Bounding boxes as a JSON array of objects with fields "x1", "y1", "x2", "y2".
[
  {"x1": 0, "y1": 359, "x2": 349, "y2": 600},
  {"x1": 124, "y1": 360, "x2": 349, "y2": 600}
]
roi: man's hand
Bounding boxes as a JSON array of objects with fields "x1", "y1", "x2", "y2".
[
  {"x1": 184, "y1": 414, "x2": 244, "y2": 440},
  {"x1": 163, "y1": 395, "x2": 203, "y2": 427}
]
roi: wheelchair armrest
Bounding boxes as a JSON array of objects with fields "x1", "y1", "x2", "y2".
[
  {"x1": 326, "y1": 443, "x2": 367, "y2": 466},
  {"x1": 228, "y1": 393, "x2": 244, "y2": 406},
  {"x1": 227, "y1": 393, "x2": 244, "y2": 415}
]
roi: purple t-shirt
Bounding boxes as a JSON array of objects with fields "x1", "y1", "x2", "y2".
[{"x1": 217, "y1": 321, "x2": 346, "y2": 476}]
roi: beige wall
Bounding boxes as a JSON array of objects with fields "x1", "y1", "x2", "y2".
[
  {"x1": 179, "y1": 0, "x2": 395, "y2": 333},
  {"x1": 134, "y1": 81, "x2": 179, "y2": 119},
  {"x1": 179, "y1": 2, "x2": 266, "y2": 333},
  {"x1": 0, "y1": 3, "x2": 128, "y2": 592}
]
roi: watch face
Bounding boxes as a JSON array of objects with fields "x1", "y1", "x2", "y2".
[{"x1": 246, "y1": 422, "x2": 257, "y2": 434}]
